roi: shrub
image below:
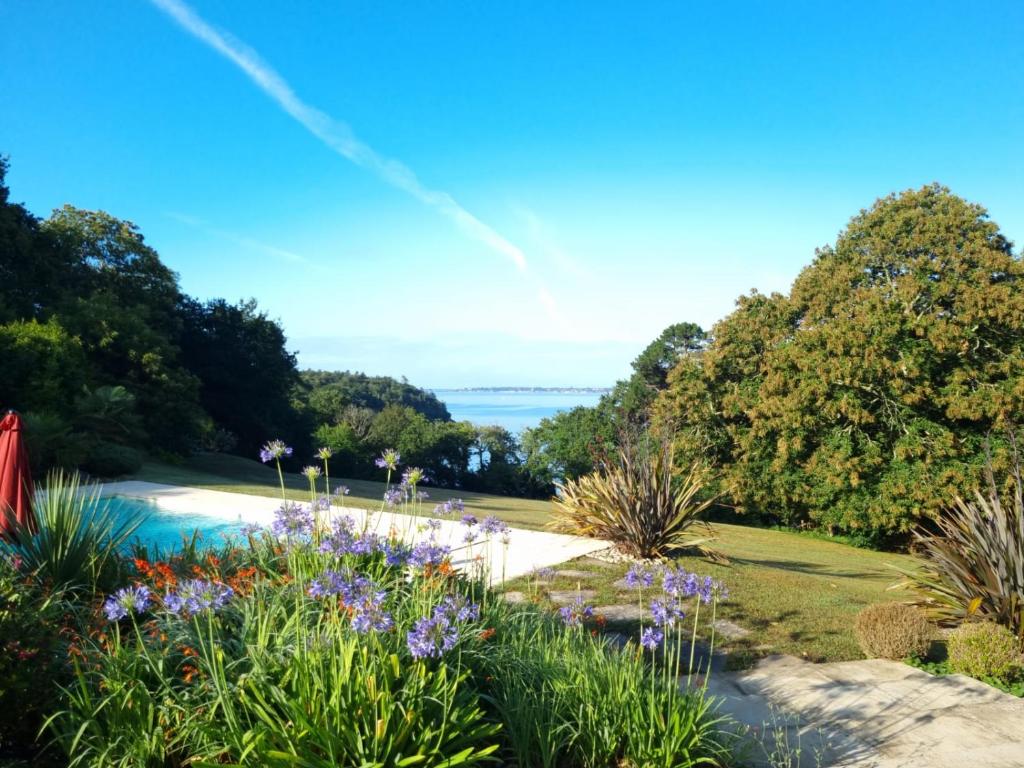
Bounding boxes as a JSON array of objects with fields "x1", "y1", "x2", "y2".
[
  {"x1": 0, "y1": 557, "x2": 71, "y2": 759},
  {"x1": 854, "y1": 603, "x2": 933, "y2": 660},
  {"x1": 80, "y1": 442, "x2": 143, "y2": 477},
  {"x1": 551, "y1": 434, "x2": 717, "y2": 559},
  {"x1": 947, "y1": 622, "x2": 1022, "y2": 680},
  {"x1": 894, "y1": 442, "x2": 1024, "y2": 639},
  {"x1": 2, "y1": 471, "x2": 144, "y2": 594}
]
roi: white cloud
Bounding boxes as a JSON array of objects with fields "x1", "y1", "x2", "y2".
[
  {"x1": 149, "y1": 0, "x2": 528, "y2": 273},
  {"x1": 164, "y1": 211, "x2": 308, "y2": 264}
]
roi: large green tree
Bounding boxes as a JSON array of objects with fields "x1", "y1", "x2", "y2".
[
  {"x1": 179, "y1": 298, "x2": 303, "y2": 456},
  {"x1": 656, "y1": 185, "x2": 1024, "y2": 537}
]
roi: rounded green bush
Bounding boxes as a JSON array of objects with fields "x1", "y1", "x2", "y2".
[
  {"x1": 947, "y1": 622, "x2": 1022, "y2": 680},
  {"x1": 854, "y1": 603, "x2": 933, "y2": 660},
  {"x1": 81, "y1": 442, "x2": 144, "y2": 477}
]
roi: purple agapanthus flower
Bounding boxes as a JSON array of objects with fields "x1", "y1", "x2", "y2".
[
  {"x1": 425, "y1": 518, "x2": 442, "y2": 531},
  {"x1": 409, "y1": 537, "x2": 450, "y2": 569},
  {"x1": 103, "y1": 585, "x2": 151, "y2": 621},
  {"x1": 662, "y1": 567, "x2": 700, "y2": 599},
  {"x1": 407, "y1": 614, "x2": 459, "y2": 660},
  {"x1": 259, "y1": 439, "x2": 293, "y2": 463},
  {"x1": 650, "y1": 597, "x2": 685, "y2": 628},
  {"x1": 432, "y1": 594, "x2": 480, "y2": 624},
  {"x1": 240, "y1": 522, "x2": 264, "y2": 537},
  {"x1": 351, "y1": 604, "x2": 394, "y2": 634},
  {"x1": 381, "y1": 540, "x2": 412, "y2": 567},
  {"x1": 334, "y1": 485, "x2": 350, "y2": 497},
  {"x1": 460, "y1": 514, "x2": 478, "y2": 527},
  {"x1": 480, "y1": 516, "x2": 509, "y2": 536},
  {"x1": 271, "y1": 502, "x2": 314, "y2": 538},
  {"x1": 319, "y1": 516, "x2": 357, "y2": 556},
  {"x1": 624, "y1": 564, "x2": 655, "y2": 589},
  {"x1": 165, "y1": 580, "x2": 233, "y2": 616},
  {"x1": 375, "y1": 449, "x2": 401, "y2": 470},
  {"x1": 384, "y1": 488, "x2": 404, "y2": 507},
  {"x1": 402, "y1": 467, "x2": 427, "y2": 486},
  {"x1": 640, "y1": 627, "x2": 664, "y2": 651},
  {"x1": 433, "y1": 498, "x2": 465, "y2": 516},
  {"x1": 558, "y1": 595, "x2": 594, "y2": 628}
]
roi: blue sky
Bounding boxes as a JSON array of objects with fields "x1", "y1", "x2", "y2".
[{"x1": 2, "y1": 1, "x2": 1022, "y2": 387}]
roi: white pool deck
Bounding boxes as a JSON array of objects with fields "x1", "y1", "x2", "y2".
[{"x1": 100, "y1": 481, "x2": 608, "y2": 584}]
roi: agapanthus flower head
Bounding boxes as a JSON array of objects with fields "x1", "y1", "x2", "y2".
[
  {"x1": 334, "y1": 485, "x2": 350, "y2": 496},
  {"x1": 416, "y1": 490, "x2": 429, "y2": 502},
  {"x1": 640, "y1": 627, "x2": 664, "y2": 651},
  {"x1": 650, "y1": 597, "x2": 685, "y2": 628},
  {"x1": 316, "y1": 446, "x2": 333, "y2": 460},
  {"x1": 166, "y1": 580, "x2": 233, "y2": 616},
  {"x1": 480, "y1": 515, "x2": 510, "y2": 536},
  {"x1": 301, "y1": 465, "x2": 322, "y2": 481},
  {"x1": 384, "y1": 487, "x2": 404, "y2": 507},
  {"x1": 425, "y1": 518, "x2": 442, "y2": 531},
  {"x1": 662, "y1": 566, "x2": 700, "y2": 599},
  {"x1": 351, "y1": 604, "x2": 394, "y2": 634},
  {"x1": 462, "y1": 528, "x2": 478, "y2": 545},
  {"x1": 271, "y1": 502, "x2": 314, "y2": 538},
  {"x1": 409, "y1": 537, "x2": 450, "y2": 569},
  {"x1": 407, "y1": 614, "x2": 459, "y2": 660},
  {"x1": 697, "y1": 575, "x2": 728, "y2": 604},
  {"x1": 558, "y1": 595, "x2": 594, "y2": 628},
  {"x1": 460, "y1": 514, "x2": 478, "y2": 527},
  {"x1": 402, "y1": 466, "x2": 427, "y2": 486},
  {"x1": 624, "y1": 564, "x2": 655, "y2": 589},
  {"x1": 433, "y1": 498, "x2": 464, "y2": 516},
  {"x1": 381, "y1": 540, "x2": 412, "y2": 567},
  {"x1": 532, "y1": 566, "x2": 556, "y2": 581},
  {"x1": 103, "y1": 585, "x2": 151, "y2": 621},
  {"x1": 375, "y1": 448, "x2": 401, "y2": 470},
  {"x1": 433, "y1": 594, "x2": 480, "y2": 624},
  {"x1": 259, "y1": 439, "x2": 293, "y2": 463},
  {"x1": 240, "y1": 522, "x2": 264, "y2": 537},
  {"x1": 319, "y1": 515, "x2": 357, "y2": 556}
]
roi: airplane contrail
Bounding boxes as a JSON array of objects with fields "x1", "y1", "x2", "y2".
[{"x1": 149, "y1": 0, "x2": 528, "y2": 272}]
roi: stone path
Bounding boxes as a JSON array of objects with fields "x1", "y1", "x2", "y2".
[
  {"x1": 708, "y1": 654, "x2": 1024, "y2": 767},
  {"x1": 101, "y1": 481, "x2": 609, "y2": 584}
]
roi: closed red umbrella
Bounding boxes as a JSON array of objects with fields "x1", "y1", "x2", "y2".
[{"x1": 0, "y1": 410, "x2": 35, "y2": 536}]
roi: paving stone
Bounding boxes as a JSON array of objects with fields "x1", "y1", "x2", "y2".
[
  {"x1": 548, "y1": 589, "x2": 597, "y2": 604},
  {"x1": 501, "y1": 591, "x2": 527, "y2": 604},
  {"x1": 593, "y1": 603, "x2": 646, "y2": 621},
  {"x1": 711, "y1": 618, "x2": 750, "y2": 640},
  {"x1": 554, "y1": 569, "x2": 593, "y2": 579},
  {"x1": 714, "y1": 655, "x2": 1024, "y2": 768}
]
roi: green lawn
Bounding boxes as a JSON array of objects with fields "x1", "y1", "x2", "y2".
[
  {"x1": 132, "y1": 453, "x2": 920, "y2": 664},
  {"x1": 505, "y1": 523, "x2": 921, "y2": 665},
  {"x1": 131, "y1": 452, "x2": 556, "y2": 531}
]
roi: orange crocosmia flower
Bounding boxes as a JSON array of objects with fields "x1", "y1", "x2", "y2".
[
  {"x1": 479, "y1": 628, "x2": 497, "y2": 641},
  {"x1": 133, "y1": 558, "x2": 154, "y2": 577},
  {"x1": 182, "y1": 665, "x2": 199, "y2": 684}
]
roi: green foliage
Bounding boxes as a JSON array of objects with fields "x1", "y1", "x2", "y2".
[
  {"x1": 1, "y1": 471, "x2": 143, "y2": 594},
  {"x1": 179, "y1": 298, "x2": 303, "y2": 456},
  {"x1": 22, "y1": 411, "x2": 87, "y2": 475},
  {"x1": 947, "y1": 622, "x2": 1022, "y2": 680},
  {"x1": 0, "y1": 558, "x2": 70, "y2": 757},
  {"x1": 894, "y1": 447, "x2": 1024, "y2": 638},
  {"x1": 552, "y1": 435, "x2": 717, "y2": 559},
  {"x1": 656, "y1": 185, "x2": 1024, "y2": 538},
  {"x1": 80, "y1": 443, "x2": 144, "y2": 478},
  {"x1": 0, "y1": 318, "x2": 87, "y2": 413},
  {"x1": 522, "y1": 405, "x2": 616, "y2": 485},
  {"x1": 301, "y1": 370, "x2": 450, "y2": 423},
  {"x1": 853, "y1": 603, "x2": 933, "y2": 660}
]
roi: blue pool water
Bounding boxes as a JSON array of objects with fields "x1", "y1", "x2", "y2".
[{"x1": 107, "y1": 495, "x2": 248, "y2": 552}]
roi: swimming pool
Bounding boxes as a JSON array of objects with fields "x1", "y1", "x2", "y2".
[{"x1": 107, "y1": 495, "x2": 249, "y2": 552}]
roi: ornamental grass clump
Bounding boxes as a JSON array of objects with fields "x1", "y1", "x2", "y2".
[
  {"x1": 854, "y1": 602, "x2": 933, "y2": 660},
  {"x1": 894, "y1": 441, "x2": 1024, "y2": 639},
  {"x1": 551, "y1": 433, "x2": 717, "y2": 559},
  {"x1": 947, "y1": 621, "x2": 1023, "y2": 681}
]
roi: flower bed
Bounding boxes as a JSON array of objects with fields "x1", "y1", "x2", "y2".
[{"x1": 5, "y1": 444, "x2": 735, "y2": 767}]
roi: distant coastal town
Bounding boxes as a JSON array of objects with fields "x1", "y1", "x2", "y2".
[{"x1": 435, "y1": 386, "x2": 612, "y2": 394}]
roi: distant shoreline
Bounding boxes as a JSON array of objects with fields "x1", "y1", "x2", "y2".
[{"x1": 432, "y1": 387, "x2": 611, "y2": 394}]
